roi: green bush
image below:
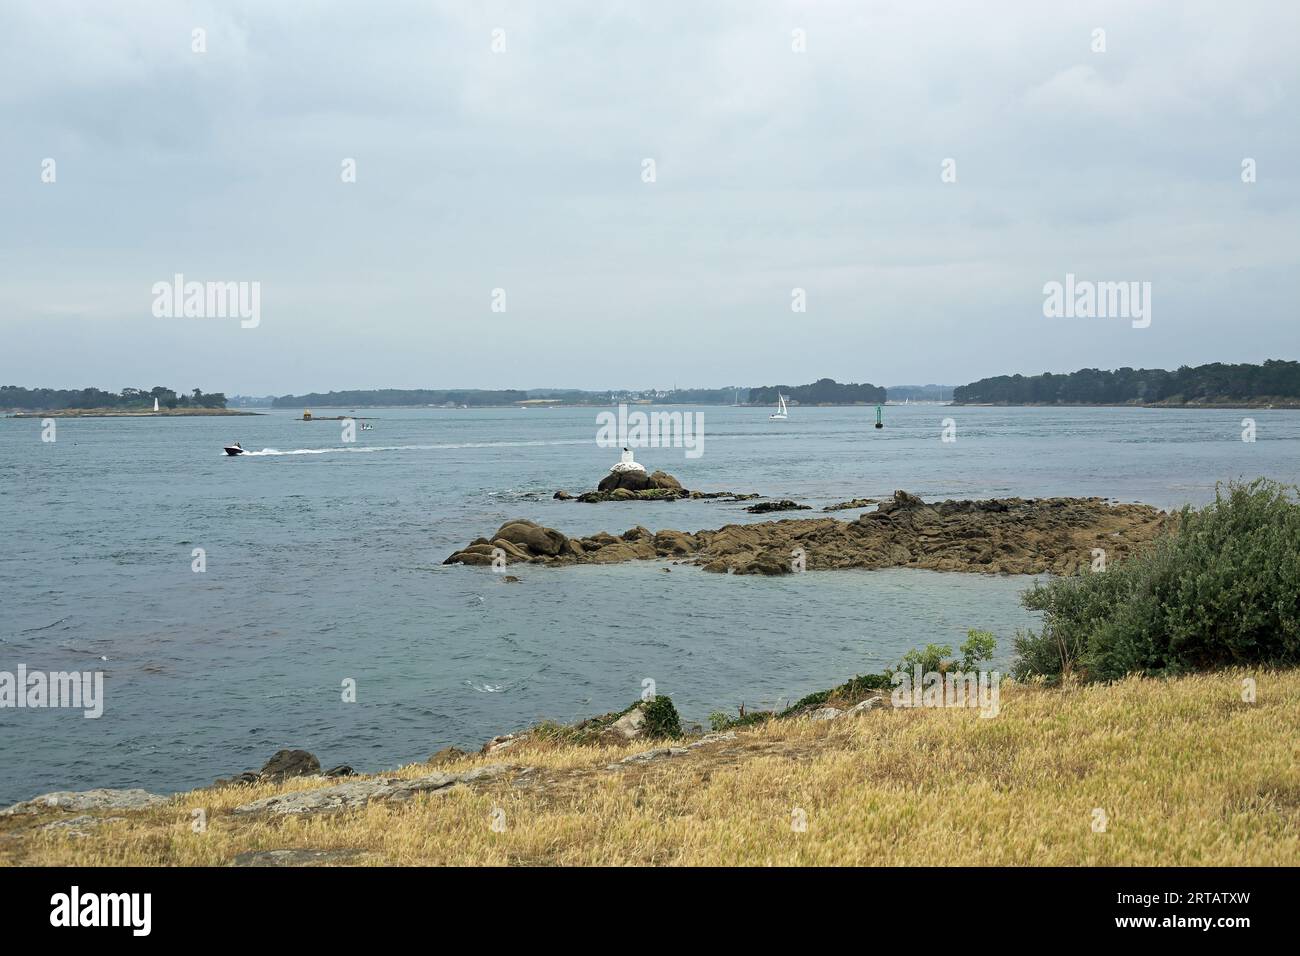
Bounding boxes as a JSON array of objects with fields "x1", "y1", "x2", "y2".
[
  {"x1": 642, "y1": 695, "x2": 682, "y2": 739},
  {"x1": 834, "y1": 672, "x2": 894, "y2": 695},
  {"x1": 959, "y1": 630, "x2": 997, "y2": 669},
  {"x1": 1013, "y1": 479, "x2": 1300, "y2": 681},
  {"x1": 883, "y1": 631, "x2": 996, "y2": 681},
  {"x1": 885, "y1": 643, "x2": 952, "y2": 680}
]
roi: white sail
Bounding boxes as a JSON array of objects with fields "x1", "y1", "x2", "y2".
[{"x1": 769, "y1": 394, "x2": 788, "y2": 420}]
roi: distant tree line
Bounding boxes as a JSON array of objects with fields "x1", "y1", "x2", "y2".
[
  {"x1": 885, "y1": 384, "x2": 955, "y2": 401},
  {"x1": 953, "y1": 361, "x2": 1300, "y2": 405},
  {"x1": 748, "y1": 378, "x2": 886, "y2": 406},
  {"x1": 1, "y1": 385, "x2": 227, "y2": 410},
  {"x1": 658, "y1": 388, "x2": 741, "y2": 404},
  {"x1": 272, "y1": 389, "x2": 528, "y2": 408},
  {"x1": 274, "y1": 381, "x2": 892, "y2": 407}
]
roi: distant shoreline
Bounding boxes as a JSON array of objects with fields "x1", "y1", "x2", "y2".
[
  {"x1": 950, "y1": 401, "x2": 1300, "y2": 409},
  {"x1": 4, "y1": 408, "x2": 260, "y2": 418}
]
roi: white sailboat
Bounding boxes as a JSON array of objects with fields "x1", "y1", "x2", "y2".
[{"x1": 769, "y1": 394, "x2": 789, "y2": 420}]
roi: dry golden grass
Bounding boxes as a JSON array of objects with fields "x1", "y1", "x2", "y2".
[{"x1": 3, "y1": 669, "x2": 1298, "y2": 866}]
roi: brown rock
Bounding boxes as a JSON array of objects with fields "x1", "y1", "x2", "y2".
[
  {"x1": 428, "y1": 746, "x2": 468, "y2": 767},
  {"x1": 746, "y1": 500, "x2": 812, "y2": 514},
  {"x1": 647, "y1": 470, "x2": 683, "y2": 492},
  {"x1": 259, "y1": 749, "x2": 321, "y2": 782},
  {"x1": 494, "y1": 520, "x2": 567, "y2": 557},
  {"x1": 446, "y1": 493, "x2": 1173, "y2": 577},
  {"x1": 824, "y1": 498, "x2": 877, "y2": 511}
]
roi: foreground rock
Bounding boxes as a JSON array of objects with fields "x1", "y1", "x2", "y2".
[
  {"x1": 232, "y1": 848, "x2": 370, "y2": 867},
  {"x1": 231, "y1": 765, "x2": 513, "y2": 816},
  {"x1": 446, "y1": 490, "x2": 1172, "y2": 575},
  {"x1": 1, "y1": 789, "x2": 170, "y2": 816}
]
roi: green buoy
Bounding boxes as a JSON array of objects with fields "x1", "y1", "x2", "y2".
[{"x1": 875, "y1": 405, "x2": 884, "y2": 429}]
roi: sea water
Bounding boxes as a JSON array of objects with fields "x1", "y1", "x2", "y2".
[{"x1": 1, "y1": 404, "x2": 1296, "y2": 804}]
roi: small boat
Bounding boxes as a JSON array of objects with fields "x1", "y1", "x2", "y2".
[
  {"x1": 769, "y1": 394, "x2": 789, "y2": 420},
  {"x1": 223, "y1": 443, "x2": 245, "y2": 456}
]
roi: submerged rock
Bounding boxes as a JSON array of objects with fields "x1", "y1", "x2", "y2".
[
  {"x1": 824, "y1": 498, "x2": 877, "y2": 511},
  {"x1": 746, "y1": 500, "x2": 812, "y2": 514}
]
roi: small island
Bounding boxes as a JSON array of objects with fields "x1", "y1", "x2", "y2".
[{"x1": 2, "y1": 385, "x2": 258, "y2": 417}]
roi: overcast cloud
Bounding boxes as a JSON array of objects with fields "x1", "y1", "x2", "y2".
[{"x1": 1, "y1": 0, "x2": 1296, "y2": 394}]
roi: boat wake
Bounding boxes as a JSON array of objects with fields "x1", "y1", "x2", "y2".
[{"x1": 233, "y1": 438, "x2": 592, "y2": 457}]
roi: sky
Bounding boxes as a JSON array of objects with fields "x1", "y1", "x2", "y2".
[{"x1": 1, "y1": 0, "x2": 1297, "y2": 395}]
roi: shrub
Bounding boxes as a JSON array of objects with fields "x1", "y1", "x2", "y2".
[
  {"x1": 959, "y1": 630, "x2": 997, "y2": 669},
  {"x1": 885, "y1": 643, "x2": 952, "y2": 680},
  {"x1": 780, "y1": 690, "x2": 831, "y2": 716},
  {"x1": 642, "y1": 695, "x2": 682, "y2": 739},
  {"x1": 1013, "y1": 479, "x2": 1300, "y2": 681}
]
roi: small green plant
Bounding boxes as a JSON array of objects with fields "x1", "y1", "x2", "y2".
[
  {"x1": 884, "y1": 631, "x2": 998, "y2": 681},
  {"x1": 959, "y1": 629, "x2": 997, "y2": 669},
  {"x1": 780, "y1": 689, "x2": 830, "y2": 716},
  {"x1": 886, "y1": 642, "x2": 952, "y2": 680}
]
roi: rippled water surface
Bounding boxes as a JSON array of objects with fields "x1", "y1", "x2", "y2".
[{"x1": 2, "y1": 404, "x2": 1297, "y2": 804}]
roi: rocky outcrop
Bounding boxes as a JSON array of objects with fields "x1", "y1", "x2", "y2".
[
  {"x1": 231, "y1": 765, "x2": 513, "y2": 816},
  {"x1": 610, "y1": 706, "x2": 647, "y2": 740},
  {"x1": 39, "y1": 815, "x2": 127, "y2": 837},
  {"x1": 428, "y1": 746, "x2": 468, "y2": 766},
  {"x1": 446, "y1": 490, "x2": 1173, "y2": 575},
  {"x1": 1, "y1": 789, "x2": 169, "y2": 816},
  {"x1": 260, "y1": 749, "x2": 321, "y2": 782},
  {"x1": 446, "y1": 519, "x2": 585, "y2": 567},
  {"x1": 808, "y1": 706, "x2": 844, "y2": 721},
  {"x1": 214, "y1": 749, "x2": 324, "y2": 788},
  {"x1": 598, "y1": 469, "x2": 682, "y2": 494},
  {"x1": 481, "y1": 734, "x2": 527, "y2": 755},
  {"x1": 233, "y1": 848, "x2": 370, "y2": 867},
  {"x1": 824, "y1": 498, "x2": 877, "y2": 511},
  {"x1": 557, "y1": 468, "x2": 760, "y2": 503},
  {"x1": 746, "y1": 500, "x2": 811, "y2": 514}
]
